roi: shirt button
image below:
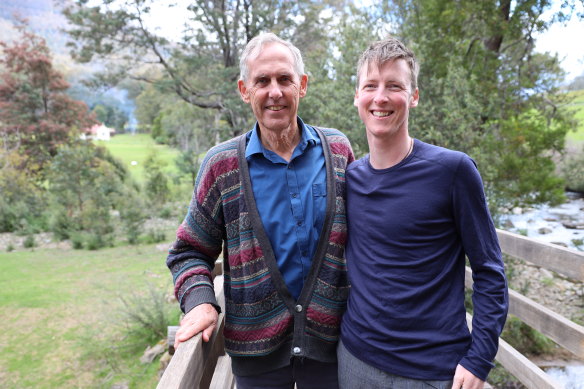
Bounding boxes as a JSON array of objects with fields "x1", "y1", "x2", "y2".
[
  {"x1": 292, "y1": 193, "x2": 298, "y2": 198},
  {"x1": 293, "y1": 347, "x2": 301, "y2": 354},
  {"x1": 295, "y1": 305, "x2": 303, "y2": 312},
  {"x1": 297, "y1": 222, "x2": 302, "y2": 226}
]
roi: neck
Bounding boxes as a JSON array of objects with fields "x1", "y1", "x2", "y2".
[
  {"x1": 368, "y1": 132, "x2": 413, "y2": 169},
  {"x1": 259, "y1": 123, "x2": 301, "y2": 162}
]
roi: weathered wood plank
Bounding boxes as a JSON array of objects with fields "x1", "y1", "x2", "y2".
[
  {"x1": 465, "y1": 267, "x2": 584, "y2": 359},
  {"x1": 466, "y1": 314, "x2": 562, "y2": 389},
  {"x1": 209, "y1": 354, "x2": 235, "y2": 389},
  {"x1": 158, "y1": 276, "x2": 226, "y2": 389},
  {"x1": 496, "y1": 229, "x2": 584, "y2": 281},
  {"x1": 507, "y1": 288, "x2": 584, "y2": 359}
]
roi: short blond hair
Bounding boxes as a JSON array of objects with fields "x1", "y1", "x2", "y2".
[{"x1": 356, "y1": 37, "x2": 419, "y2": 91}]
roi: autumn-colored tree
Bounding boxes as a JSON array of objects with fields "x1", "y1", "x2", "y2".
[{"x1": 0, "y1": 21, "x2": 96, "y2": 177}]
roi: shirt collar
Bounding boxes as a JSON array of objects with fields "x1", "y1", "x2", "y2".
[{"x1": 245, "y1": 117, "x2": 318, "y2": 159}]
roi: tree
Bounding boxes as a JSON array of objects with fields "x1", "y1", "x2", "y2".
[
  {"x1": 0, "y1": 20, "x2": 96, "y2": 177},
  {"x1": 380, "y1": 0, "x2": 580, "y2": 207},
  {"x1": 91, "y1": 102, "x2": 128, "y2": 131},
  {"x1": 301, "y1": 5, "x2": 381, "y2": 155},
  {"x1": 47, "y1": 142, "x2": 137, "y2": 248},
  {"x1": 63, "y1": 0, "x2": 344, "y2": 138}
]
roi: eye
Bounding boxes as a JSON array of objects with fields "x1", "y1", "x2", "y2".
[
  {"x1": 363, "y1": 84, "x2": 376, "y2": 90},
  {"x1": 256, "y1": 77, "x2": 269, "y2": 85}
]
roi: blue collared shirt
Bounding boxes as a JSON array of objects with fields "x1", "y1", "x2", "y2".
[{"x1": 245, "y1": 118, "x2": 326, "y2": 300}]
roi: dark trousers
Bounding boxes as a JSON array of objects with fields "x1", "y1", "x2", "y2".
[{"x1": 235, "y1": 357, "x2": 339, "y2": 389}]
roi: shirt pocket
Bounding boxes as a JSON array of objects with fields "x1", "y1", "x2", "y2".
[
  {"x1": 312, "y1": 183, "x2": 326, "y2": 232},
  {"x1": 312, "y1": 183, "x2": 326, "y2": 197}
]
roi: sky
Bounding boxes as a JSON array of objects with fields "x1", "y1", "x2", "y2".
[{"x1": 533, "y1": 2, "x2": 584, "y2": 82}]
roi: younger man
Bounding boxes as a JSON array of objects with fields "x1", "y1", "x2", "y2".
[{"x1": 339, "y1": 37, "x2": 509, "y2": 389}]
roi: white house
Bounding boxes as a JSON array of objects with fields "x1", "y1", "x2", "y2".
[{"x1": 81, "y1": 123, "x2": 116, "y2": 141}]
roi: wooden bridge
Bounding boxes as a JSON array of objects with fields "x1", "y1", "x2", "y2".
[{"x1": 157, "y1": 229, "x2": 584, "y2": 389}]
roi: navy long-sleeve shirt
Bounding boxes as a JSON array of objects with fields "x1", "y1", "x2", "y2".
[{"x1": 340, "y1": 139, "x2": 508, "y2": 381}]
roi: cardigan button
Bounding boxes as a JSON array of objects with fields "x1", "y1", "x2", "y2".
[
  {"x1": 293, "y1": 347, "x2": 301, "y2": 354},
  {"x1": 295, "y1": 305, "x2": 303, "y2": 312}
]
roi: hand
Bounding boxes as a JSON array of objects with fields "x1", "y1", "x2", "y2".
[
  {"x1": 174, "y1": 303, "x2": 218, "y2": 350},
  {"x1": 451, "y1": 364, "x2": 485, "y2": 389}
]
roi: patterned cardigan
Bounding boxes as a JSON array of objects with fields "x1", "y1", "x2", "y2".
[{"x1": 166, "y1": 125, "x2": 354, "y2": 375}]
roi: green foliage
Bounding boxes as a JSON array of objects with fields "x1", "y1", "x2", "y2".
[
  {"x1": 141, "y1": 228, "x2": 167, "y2": 245},
  {"x1": 46, "y1": 142, "x2": 132, "y2": 248},
  {"x1": 91, "y1": 102, "x2": 128, "y2": 132},
  {"x1": 143, "y1": 151, "x2": 170, "y2": 205},
  {"x1": 301, "y1": 5, "x2": 378, "y2": 156},
  {"x1": 561, "y1": 143, "x2": 584, "y2": 192},
  {"x1": 63, "y1": 0, "x2": 581, "y2": 210},
  {"x1": 0, "y1": 151, "x2": 47, "y2": 233},
  {"x1": 117, "y1": 187, "x2": 147, "y2": 245},
  {"x1": 565, "y1": 90, "x2": 584, "y2": 141},
  {"x1": 0, "y1": 244, "x2": 176, "y2": 388},
  {"x1": 481, "y1": 110, "x2": 568, "y2": 206},
  {"x1": 501, "y1": 316, "x2": 554, "y2": 356},
  {"x1": 487, "y1": 361, "x2": 523, "y2": 388},
  {"x1": 387, "y1": 0, "x2": 577, "y2": 209},
  {"x1": 23, "y1": 235, "x2": 36, "y2": 249},
  {"x1": 117, "y1": 282, "x2": 179, "y2": 342},
  {"x1": 0, "y1": 21, "x2": 96, "y2": 178}
]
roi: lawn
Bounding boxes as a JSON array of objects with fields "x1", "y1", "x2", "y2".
[
  {"x1": 565, "y1": 89, "x2": 584, "y2": 142},
  {"x1": 96, "y1": 133, "x2": 181, "y2": 183},
  {"x1": 0, "y1": 243, "x2": 180, "y2": 389}
]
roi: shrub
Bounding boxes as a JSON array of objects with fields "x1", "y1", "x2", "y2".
[
  {"x1": 47, "y1": 143, "x2": 138, "y2": 249},
  {"x1": 501, "y1": 316, "x2": 554, "y2": 356},
  {"x1": 560, "y1": 144, "x2": 584, "y2": 192},
  {"x1": 0, "y1": 152, "x2": 47, "y2": 233},
  {"x1": 143, "y1": 152, "x2": 170, "y2": 206},
  {"x1": 23, "y1": 235, "x2": 36, "y2": 248}
]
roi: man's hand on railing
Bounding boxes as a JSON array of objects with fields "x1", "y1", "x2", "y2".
[{"x1": 174, "y1": 303, "x2": 219, "y2": 350}]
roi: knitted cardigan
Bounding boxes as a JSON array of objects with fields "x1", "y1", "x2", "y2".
[{"x1": 167, "y1": 125, "x2": 354, "y2": 375}]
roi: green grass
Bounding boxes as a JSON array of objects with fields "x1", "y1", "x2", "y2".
[
  {"x1": 0, "y1": 243, "x2": 180, "y2": 388},
  {"x1": 565, "y1": 89, "x2": 584, "y2": 142},
  {"x1": 96, "y1": 133, "x2": 181, "y2": 183}
]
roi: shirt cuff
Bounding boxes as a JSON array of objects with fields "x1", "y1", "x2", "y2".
[
  {"x1": 459, "y1": 354, "x2": 495, "y2": 381},
  {"x1": 182, "y1": 286, "x2": 221, "y2": 314}
]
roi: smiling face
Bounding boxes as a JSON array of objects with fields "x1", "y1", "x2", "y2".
[
  {"x1": 238, "y1": 42, "x2": 308, "y2": 137},
  {"x1": 354, "y1": 59, "x2": 419, "y2": 140}
]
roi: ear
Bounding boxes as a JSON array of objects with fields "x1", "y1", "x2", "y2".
[
  {"x1": 299, "y1": 74, "x2": 308, "y2": 98},
  {"x1": 238, "y1": 80, "x2": 250, "y2": 104},
  {"x1": 410, "y1": 88, "x2": 419, "y2": 108},
  {"x1": 354, "y1": 89, "x2": 359, "y2": 107}
]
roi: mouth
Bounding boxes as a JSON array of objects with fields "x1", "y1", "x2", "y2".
[
  {"x1": 371, "y1": 110, "x2": 392, "y2": 117},
  {"x1": 266, "y1": 105, "x2": 286, "y2": 111}
]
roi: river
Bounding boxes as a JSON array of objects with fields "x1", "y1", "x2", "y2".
[{"x1": 499, "y1": 191, "x2": 584, "y2": 252}]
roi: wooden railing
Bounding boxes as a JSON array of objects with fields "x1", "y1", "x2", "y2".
[
  {"x1": 466, "y1": 229, "x2": 584, "y2": 389},
  {"x1": 158, "y1": 229, "x2": 584, "y2": 389},
  {"x1": 158, "y1": 273, "x2": 234, "y2": 389}
]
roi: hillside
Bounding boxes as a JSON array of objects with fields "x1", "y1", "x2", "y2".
[{"x1": 0, "y1": 0, "x2": 73, "y2": 54}]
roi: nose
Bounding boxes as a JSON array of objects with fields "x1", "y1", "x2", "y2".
[
  {"x1": 373, "y1": 89, "x2": 389, "y2": 105},
  {"x1": 268, "y1": 80, "x2": 283, "y2": 99}
]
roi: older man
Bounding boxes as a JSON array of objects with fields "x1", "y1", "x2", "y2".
[{"x1": 167, "y1": 32, "x2": 354, "y2": 388}]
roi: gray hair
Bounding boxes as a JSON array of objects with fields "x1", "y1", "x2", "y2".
[
  {"x1": 239, "y1": 32, "x2": 305, "y2": 82},
  {"x1": 356, "y1": 37, "x2": 419, "y2": 92}
]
